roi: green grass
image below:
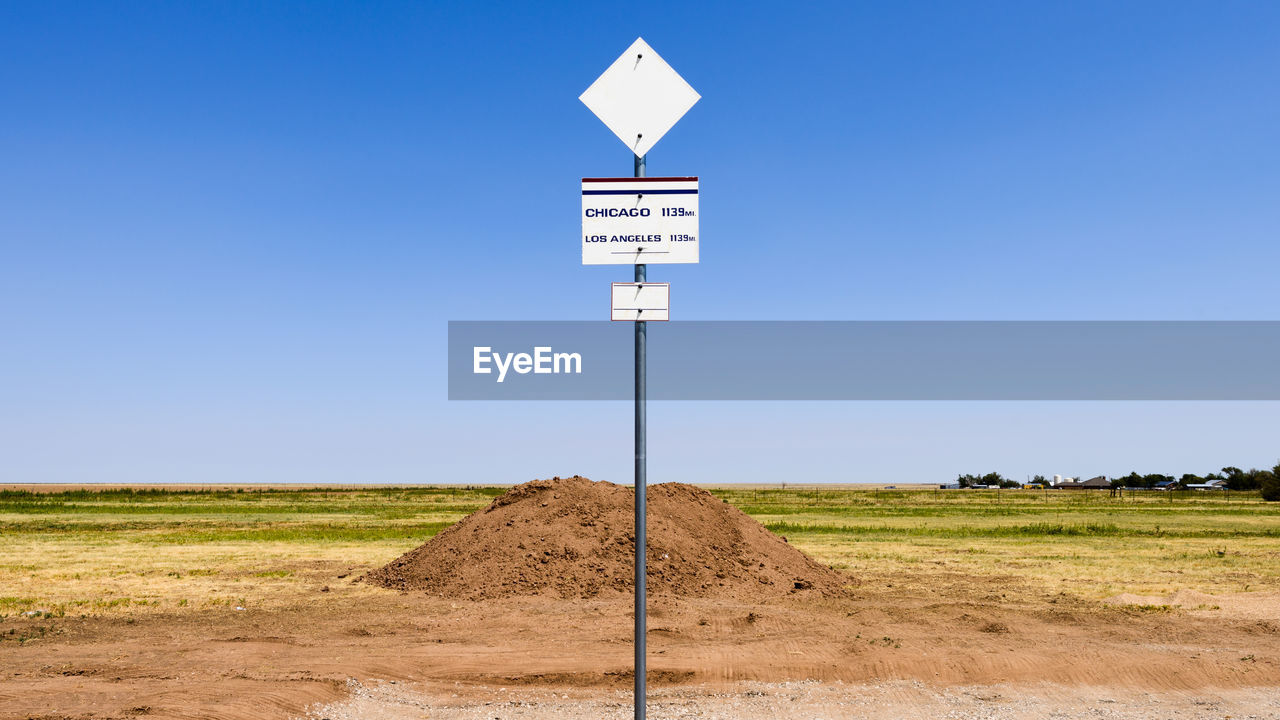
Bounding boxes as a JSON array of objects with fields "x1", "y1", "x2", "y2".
[
  {"x1": 0, "y1": 484, "x2": 1276, "y2": 614},
  {"x1": 762, "y1": 520, "x2": 1280, "y2": 539},
  {"x1": 0, "y1": 486, "x2": 500, "y2": 543}
]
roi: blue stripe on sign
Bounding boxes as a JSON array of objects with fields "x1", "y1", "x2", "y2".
[{"x1": 582, "y1": 189, "x2": 698, "y2": 195}]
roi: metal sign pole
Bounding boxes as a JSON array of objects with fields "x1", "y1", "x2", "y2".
[
  {"x1": 580, "y1": 38, "x2": 697, "y2": 720},
  {"x1": 633, "y1": 151, "x2": 647, "y2": 720}
]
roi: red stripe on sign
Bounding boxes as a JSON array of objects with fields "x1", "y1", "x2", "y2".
[{"x1": 581, "y1": 177, "x2": 698, "y2": 183}]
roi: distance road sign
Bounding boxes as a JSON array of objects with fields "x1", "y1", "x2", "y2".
[{"x1": 583, "y1": 177, "x2": 698, "y2": 265}]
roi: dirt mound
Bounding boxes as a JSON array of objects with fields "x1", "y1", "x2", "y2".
[{"x1": 364, "y1": 476, "x2": 849, "y2": 601}]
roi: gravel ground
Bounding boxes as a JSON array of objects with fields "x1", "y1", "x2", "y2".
[{"x1": 301, "y1": 679, "x2": 1280, "y2": 720}]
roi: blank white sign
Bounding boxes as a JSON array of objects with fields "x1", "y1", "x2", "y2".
[
  {"x1": 611, "y1": 282, "x2": 670, "y2": 321},
  {"x1": 579, "y1": 37, "x2": 701, "y2": 158}
]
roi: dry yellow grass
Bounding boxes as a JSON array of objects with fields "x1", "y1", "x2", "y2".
[{"x1": 1, "y1": 485, "x2": 1277, "y2": 619}]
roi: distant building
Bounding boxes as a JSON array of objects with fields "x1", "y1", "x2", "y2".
[{"x1": 1059, "y1": 475, "x2": 1109, "y2": 490}]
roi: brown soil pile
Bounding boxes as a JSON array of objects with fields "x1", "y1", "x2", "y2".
[{"x1": 364, "y1": 476, "x2": 849, "y2": 601}]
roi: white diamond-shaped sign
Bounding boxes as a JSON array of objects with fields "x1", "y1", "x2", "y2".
[{"x1": 579, "y1": 38, "x2": 700, "y2": 158}]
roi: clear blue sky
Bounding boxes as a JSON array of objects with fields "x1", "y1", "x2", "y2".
[{"x1": 3, "y1": 2, "x2": 1278, "y2": 485}]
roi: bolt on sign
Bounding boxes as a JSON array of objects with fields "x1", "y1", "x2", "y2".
[{"x1": 582, "y1": 177, "x2": 698, "y2": 265}]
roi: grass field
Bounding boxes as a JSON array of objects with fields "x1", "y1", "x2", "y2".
[
  {"x1": 2, "y1": 484, "x2": 1277, "y2": 623},
  {"x1": 723, "y1": 485, "x2": 1280, "y2": 601}
]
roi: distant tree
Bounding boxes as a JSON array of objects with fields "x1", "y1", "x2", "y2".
[
  {"x1": 1221, "y1": 467, "x2": 1251, "y2": 490},
  {"x1": 1032, "y1": 475, "x2": 1047, "y2": 485},
  {"x1": 956, "y1": 472, "x2": 1008, "y2": 488},
  {"x1": 1117, "y1": 472, "x2": 1143, "y2": 488},
  {"x1": 1221, "y1": 466, "x2": 1268, "y2": 491},
  {"x1": 1265, "y1": 464, "x2": 1280, "y2": 502},
  {"x1": 998, "y1": 478, "x2": 1021, "y2": 489},
  {"x1": 1178, "y1": 473, "x2": 1202, "y2": 488},
  {"x1": 1242, "y1": 468, "x2": 1272, "y2": 492}
]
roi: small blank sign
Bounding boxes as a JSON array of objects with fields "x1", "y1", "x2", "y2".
[{"x1": 611, "y1": 282, "x2": 670, "y2": 321}]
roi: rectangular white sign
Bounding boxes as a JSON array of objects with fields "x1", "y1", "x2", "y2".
[
  {"x1": 611, "y1": 282, "x2": 670, "y2": 321},
  {"x1": 582, "y1": 177, "x2": 698, "y2": 265}
]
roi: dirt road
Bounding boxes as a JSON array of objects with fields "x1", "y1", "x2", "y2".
[
  {"x1": 305, "y1": 679, "x2": 1280, "y2": 719},
  {"x1": 3, "y1": 571, "x2": 1277, "y2": 719}
]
